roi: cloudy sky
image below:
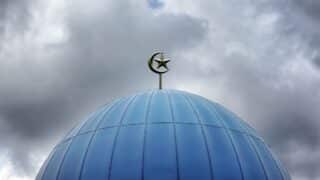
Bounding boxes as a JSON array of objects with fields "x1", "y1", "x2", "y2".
[{"x1": 0, "y1": 0, "x2": 320, "y2": 179}]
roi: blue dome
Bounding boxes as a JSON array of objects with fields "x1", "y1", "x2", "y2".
[{"x1": 37, "y1": 90, "x2": 290, "y2": 180}]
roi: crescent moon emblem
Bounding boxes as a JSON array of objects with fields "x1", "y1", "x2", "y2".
[{"x1": 148, "y1": 52, "x2": 169, "y2": 74}]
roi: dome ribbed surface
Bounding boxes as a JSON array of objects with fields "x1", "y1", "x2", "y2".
[{"x1": 37, "y1": 90, "x2": 290, "y2": 180}]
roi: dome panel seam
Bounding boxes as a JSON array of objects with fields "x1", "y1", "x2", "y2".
[{"x1": 181, "y1": 93, "x2": 215, "y2": 180}]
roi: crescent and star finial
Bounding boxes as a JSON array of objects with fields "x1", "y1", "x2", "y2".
[{"x1": 148, "y1": 52, "x2": 170, "y2": 89}]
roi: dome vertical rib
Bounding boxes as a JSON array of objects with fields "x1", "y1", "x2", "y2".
[
  {"x1": 166, "y1": 90, "x2": 182, "y2": 180},
  {"x1": 108, "y1": 95, "x2": 137, "y2": 180},
  {"x1": 202, "y1": 96, "x2": 246, "y2": 180},
  {"x1": 245, "y1": 133, "x2": 269, "y2": 180},
  {"x1": 184, "y1": 92, "x2": 244, "y2": 179},
  {"x1": 177, "y1": 91, "x2": 214, "y2": 180},
  {"x1": 76, "y1": 101, "x2": 120, "y2": 180},
  {"x1": 141, "y1": 90, "x2": 154, "y2": 180},
  {"x1": 37, "y1": 90, "x2": 290, "y2": 180},
  {"x1": 81, "y1": 97, "x2": 126, "y2": 179},
  {"x1": 206, "y1": 97, "x2": 267, "y2": 179}
]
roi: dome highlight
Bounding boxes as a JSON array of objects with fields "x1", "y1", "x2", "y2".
[{"x1": 37, "y1": 90, "x2": 290, "y2": 180}]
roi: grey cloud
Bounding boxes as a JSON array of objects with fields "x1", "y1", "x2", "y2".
[
  {"x1": 148, "y1": 0, "x2": 164, "y2": 9},
  {"x1": 293, "y1": 157, "x2": 320, "y2": 179},
  {"x1": 291, "y1": 0, "x2": 320, "y2": 21},
  {"x1": 0, "y1": 0, "x2": 30, "y2": 22},
  {"x1": 269, "y1": 0, "x2": 320, "y2": 69},
  {"x1": 0, "y1": 0, "x2": 33, "y2": 40}
]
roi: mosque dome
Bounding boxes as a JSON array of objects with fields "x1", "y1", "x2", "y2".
[{"x1": 36, "y1": 90, "x2": 290, "y2": 180}]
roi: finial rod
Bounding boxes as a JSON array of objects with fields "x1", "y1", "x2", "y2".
[{"x1": 159, "y1": 74, "x2": 162, "y2": 89}]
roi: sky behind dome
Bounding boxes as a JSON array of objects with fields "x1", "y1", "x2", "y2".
[{"x1": 0, "y1": 0, "x2": 320, "y2": 179}]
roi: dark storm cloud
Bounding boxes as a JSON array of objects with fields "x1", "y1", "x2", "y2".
[
  {"x1": 0, "y1": 0, "x2": 30, "y2": 21},
  {"x1": 219, "y1": 53, "x2": 320, "y2": 148},
  {"x1": 0, "y1": 0, "x2": 41, "y2": 176},
  {"x1": 272, "y1": 0, "x2": 320, "y2": 69},
  {"x1": 0, "y1": 0, "x2": 208, "y2": 176},
  {"x1": 293, "y1": 156, "x2": 320, "y2": 179},
  {"x1": 291, "y1": 0, "x2": 320, "y2": 21},
  {"x1": 260, "y1": 0, "x2": 320, "y2": 149},
  {"x1": 0, "y1": 0, "x2": 32, "y2": 39},
  {"x1": 148, "y1": 0, "x2": 164, "y2": 9}
]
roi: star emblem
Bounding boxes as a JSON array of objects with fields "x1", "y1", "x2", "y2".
[
  {"x1": 154, "y1": 53, "x2": 170, "y2": 70},
  {"x1": 155, "y1": 59, "x2": 170, "y2": 69}
]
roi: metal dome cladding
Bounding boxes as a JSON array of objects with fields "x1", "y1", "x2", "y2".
[{"x1": 36, "y1": 89, "x2": 290, "y2": 180}]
